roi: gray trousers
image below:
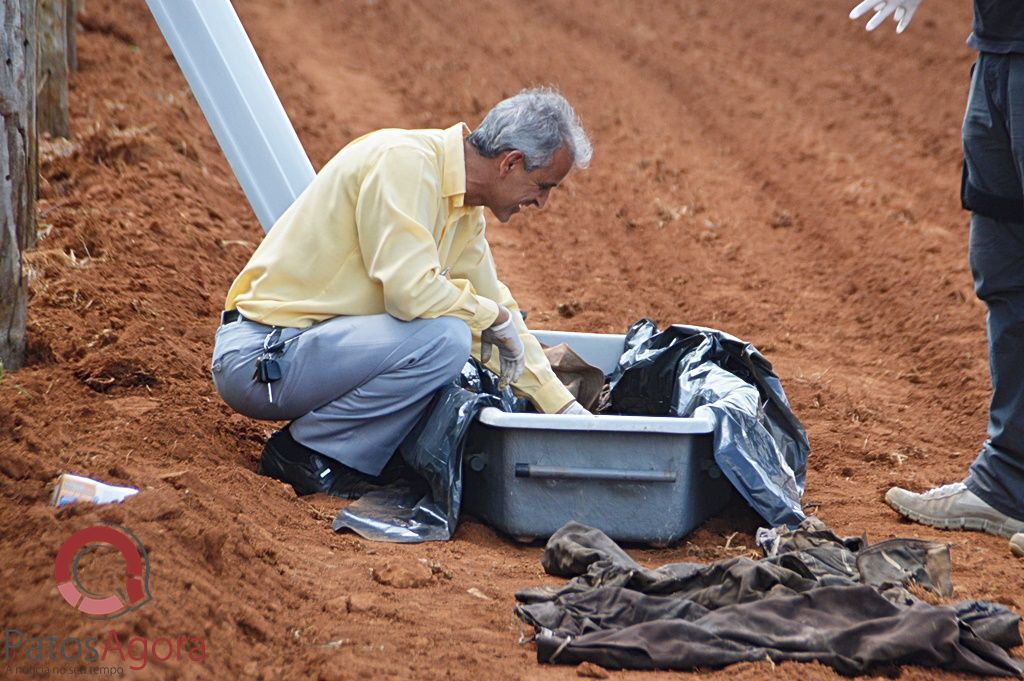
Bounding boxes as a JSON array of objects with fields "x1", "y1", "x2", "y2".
[
  {"x1": 211, "y1": 314, "x2": 471, "y2": 476},
  {"x1": 961, "y1": 53, "x2": 1024, "y2": 521}
]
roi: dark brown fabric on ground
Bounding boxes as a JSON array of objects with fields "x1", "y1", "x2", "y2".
[
  {"x1": 527, "y1": 585, "x2": 1021, "y2": 676},
  {"x1": 759, "y1": 516, "x2": 955, "y2": 596},
  {"x1": 516, "y1": 522, "x2": 1024, "y2": 677}
]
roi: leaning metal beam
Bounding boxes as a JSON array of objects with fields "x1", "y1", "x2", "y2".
[{"x1": 145, "y1": 0, "x2": 314, "y2": 232}]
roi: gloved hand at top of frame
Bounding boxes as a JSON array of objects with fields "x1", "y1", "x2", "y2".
[{"x1": 849, "y1": 0, "x2": 922, "y2": 33}]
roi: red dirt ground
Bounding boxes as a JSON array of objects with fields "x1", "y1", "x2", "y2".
[{"x1": 1, "y1": 0, "x2": 1021, "y2": 678}]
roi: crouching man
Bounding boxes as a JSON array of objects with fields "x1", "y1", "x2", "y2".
[{"x1": 210, "y1": 88, "x2": 592, "y2": 496}]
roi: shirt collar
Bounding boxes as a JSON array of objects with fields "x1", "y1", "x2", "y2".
[{"x1": 442, "y1": 122, "x2": 471, "y2": 208}]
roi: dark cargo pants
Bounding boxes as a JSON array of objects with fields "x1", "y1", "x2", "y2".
[{"x1": 961, "y1": 53, "x2": 1024, "y2": 521}]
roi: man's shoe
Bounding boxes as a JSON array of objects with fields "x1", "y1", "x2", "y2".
[
  {"x1": 259, "y1": 428, "x2": 341, "y2": 496},
  {"x1": 1011, "y1": 533, "x2": 1024, "y2": 558},
  {"x1": 885, "y1": 482, "x2": 1024, "y2": 538},
  {"x1": 258, "y1": 427, "x2": 406, "y2": 499}
]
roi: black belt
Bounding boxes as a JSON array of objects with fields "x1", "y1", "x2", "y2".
[{"x1": 220, "y1": 309, "x2": 245, "y2": 324}]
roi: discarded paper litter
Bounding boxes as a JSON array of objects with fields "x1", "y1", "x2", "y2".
[{"x1": 51, "y1": 473, "x2": 139, "y2": 507}]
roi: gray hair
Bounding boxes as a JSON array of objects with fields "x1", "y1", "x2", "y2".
[{"x1": 468, "y1": 87, "x2": 592, "y2": 171}]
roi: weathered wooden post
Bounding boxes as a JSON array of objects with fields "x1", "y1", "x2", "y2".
[
  {"x1": 1, "y1": 0, "x2": 38, "y2": 372},
  {"x1": 37, "y1": 0, "x2": 70, "y2": 138},
  {"x1": 66, "y1": 0, "x2": 79, "y2": 71}
]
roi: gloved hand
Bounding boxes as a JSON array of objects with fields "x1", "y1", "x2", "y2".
[
  {"x1": 480, "y1": 308, "x2": 525, "y2": 389},
  {"x1": 849, "y1": 0, "x2": 922, "y2": 33},
  {"x1": 559, "y1": 401, "x2": 592, "y2": 416}
]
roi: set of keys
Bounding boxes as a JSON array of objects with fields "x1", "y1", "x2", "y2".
[{"x1": 254, "y1": 329, "x2": 285, "y2": 403}]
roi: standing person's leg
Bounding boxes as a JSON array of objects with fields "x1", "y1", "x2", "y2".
[
  {"x1": 964, "y1": 53, "x2": 1024, "y2": 523},
  {"x1": 211, "y1": 313, "x2": 471, "y2": 490},
  {"x1": 885, "y1": 54, "x2": 1024, "y2": 537},
  {"x1": 965, "y1": 211, "x2": 1024, "y2": 521}
]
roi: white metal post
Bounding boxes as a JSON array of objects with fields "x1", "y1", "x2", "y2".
[{"x1": 145, "y1": 0, "x2": 315, "y2": 232}]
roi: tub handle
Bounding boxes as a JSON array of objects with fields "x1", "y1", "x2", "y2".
[{"x1": 514, "y1": 463, "x2": 676, "y2": 482}]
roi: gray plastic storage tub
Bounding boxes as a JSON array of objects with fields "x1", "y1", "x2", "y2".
[{"x1": 462, "y1": 330, "x2": 733, "y2": 546}]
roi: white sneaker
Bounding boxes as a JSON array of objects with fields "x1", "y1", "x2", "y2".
[
  {"x1": 1011, "y1": 533, "x2": 1024, "y2": 557},
  {"x1": 885, "y1": 482, "x2": 1024, "y2": 538}
]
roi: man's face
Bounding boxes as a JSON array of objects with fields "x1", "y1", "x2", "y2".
[{"x1": 490, "y1": 146, "x2": 573, "y2": 223}]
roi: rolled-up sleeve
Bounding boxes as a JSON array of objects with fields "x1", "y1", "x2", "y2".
[
  {"x1": 355, "y1": 147, "x2": 500, "y2": 332},
  {"x1": 451, "y1": 217, "x2": 575, "y2": 414}
]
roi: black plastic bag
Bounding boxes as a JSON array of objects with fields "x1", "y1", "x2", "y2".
[
  {"x1": 608, "y1": 320, "x2": 809, "y2": 528},
  {"x1": 331, "y1": 366, "x2": 503, "y2": 542},
  {"x1": 459, "y1": 360, "x2": 529, "y2": 413}
]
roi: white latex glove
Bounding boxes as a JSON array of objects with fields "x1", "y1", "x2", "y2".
[
  {"x1": 559, "y1": 401, "x2": 592, "y2": 416},
  {"x1": 849, "y1": 0, "x2": 922, "y2": 33},
  {"x1": 480, "y1": 310, "x2": 525, "y2": 389}
]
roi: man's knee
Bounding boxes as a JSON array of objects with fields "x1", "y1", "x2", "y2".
[
  {"x1": 409, "y1": 315, "x2": 468, "y2": 378},
  {"x1": 427, "y1": 317, "x2": 472, "y2": 376}
]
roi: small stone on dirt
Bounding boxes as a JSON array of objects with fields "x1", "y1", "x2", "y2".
[
  {"x1": 576, "y1": 661, "x2": 610, "y2": 678},
  {"x1": 769, "y1": 209, "x2": 794, "y2": 228},
  {"x1": 345, "y1": 593, "x2": 376, "y2": 613},
  {"x1": 466, "y1": 587, "x2": 491, "y2": 601},
  {"x1": 371, "y1": 561, "x2": 433, "y2": 588},
  {"x1": 108, "y1": 396, "x2": 159, "y2": 417},
  {"x1": 557, "y1": 301, "x2": 581, "y2": 318},
  {"x1": 418, "y1": 557, "x2": 453, "y2": 579}
]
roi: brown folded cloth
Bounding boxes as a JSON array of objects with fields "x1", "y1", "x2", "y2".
[{"x1": 543, "y1": 343, "x2": 605, "y2": 412}]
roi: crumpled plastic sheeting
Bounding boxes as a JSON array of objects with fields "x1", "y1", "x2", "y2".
[
  {"x1": 331, "y1": 375, "x2": 500, "y2": 542},
  {"x1": 608, "y1": 320, "x2": 809, "y2": 528},
  {"x1": 458, "y1": 360, "x2": 528, "y2": 414}
]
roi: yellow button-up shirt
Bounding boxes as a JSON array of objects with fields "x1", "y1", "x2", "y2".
[{"x1": 225, "y1": 123, "x2": 573, "y2": 414}]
